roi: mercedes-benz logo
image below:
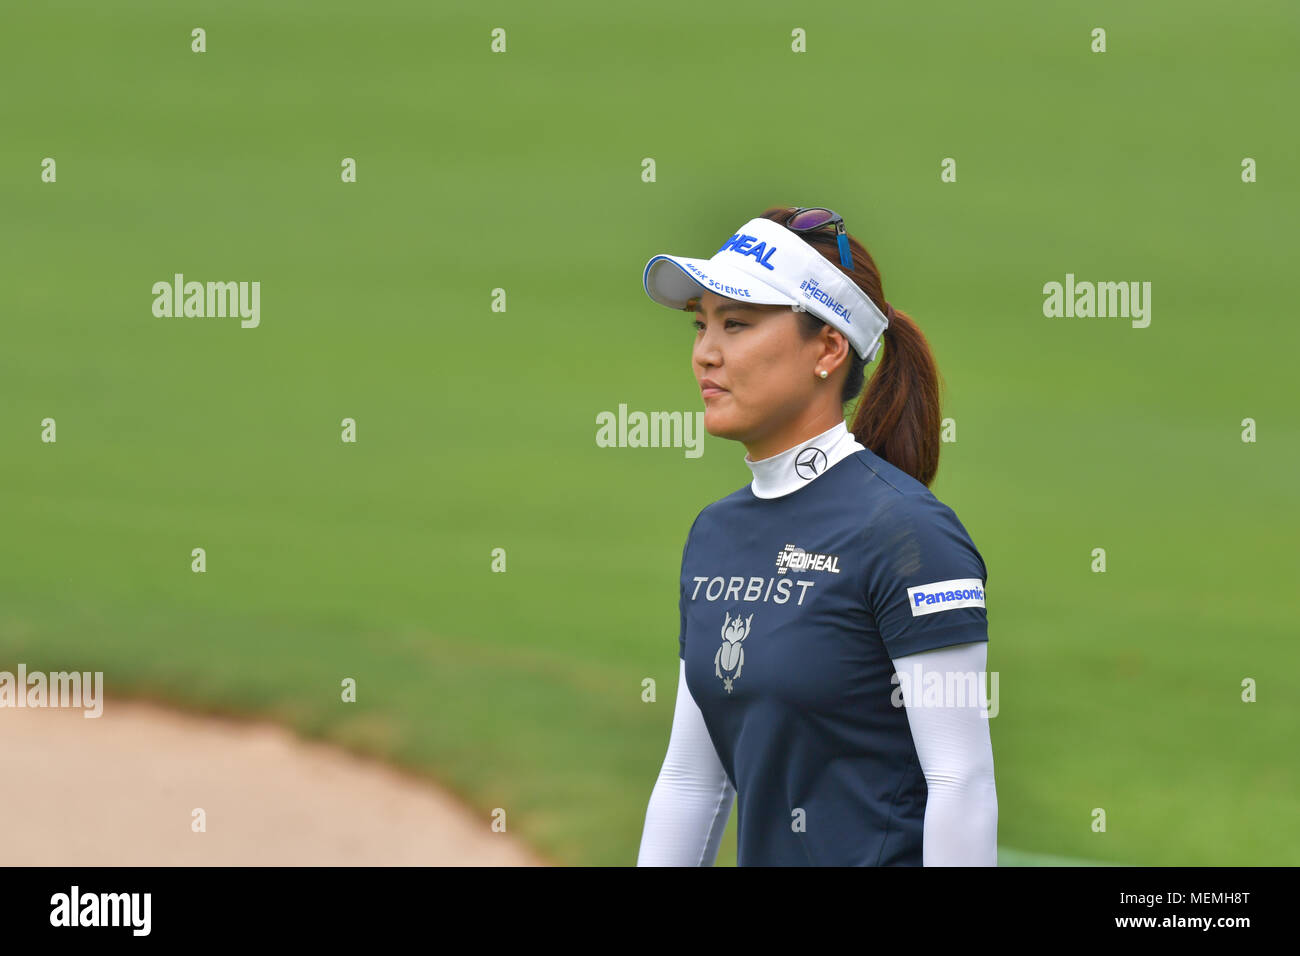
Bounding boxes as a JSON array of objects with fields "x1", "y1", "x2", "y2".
[{"x1": 795, "y1": 446, "x2": 828, "y2": 480}]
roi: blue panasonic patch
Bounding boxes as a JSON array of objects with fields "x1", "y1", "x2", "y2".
[{"x1": 905, "y1": 578, "x2": 986, "y2": 617}]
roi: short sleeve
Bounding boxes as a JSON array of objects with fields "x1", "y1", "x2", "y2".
[
  {"x1": 678, "y1": 511, "x2": 704, "y2": 661},
  {"x1": 678, "y1": 574, "x2": 687, "y2": 661},
  {"x1": 861, "y1": 493, "x2": 989, "y2": 658}
]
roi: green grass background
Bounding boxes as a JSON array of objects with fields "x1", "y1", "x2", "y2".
[{"x1": 2, "y1": 0, "x2": 1297, "y2": 866}]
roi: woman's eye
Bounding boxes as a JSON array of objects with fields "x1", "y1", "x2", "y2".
[{"x1": 692, "y1": 319, "x2": 746, "y2": 330}]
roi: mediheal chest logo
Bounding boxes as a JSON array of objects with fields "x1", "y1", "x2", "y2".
[
  {"x1": 907, "y1": 578, "x2": 985, "y2": 617},
  {"x1": 775, "y1": 543, "x2": 841, "y2": 575}
]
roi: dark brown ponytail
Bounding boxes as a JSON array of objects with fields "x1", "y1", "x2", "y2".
[
  {"x1": 853, "y1": 302, "x2": 943, "y2": 487},
  {"x1": 759, "y1": 206, "x2": 944, "y2": 487}
]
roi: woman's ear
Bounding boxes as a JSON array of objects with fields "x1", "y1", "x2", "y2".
[{"x1": 821, "y1": 325, "x2": 852, "y2": 373}]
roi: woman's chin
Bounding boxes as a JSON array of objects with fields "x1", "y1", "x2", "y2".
[{"x1": 702, "y1": 406, "x2": 744, "y2": 439}]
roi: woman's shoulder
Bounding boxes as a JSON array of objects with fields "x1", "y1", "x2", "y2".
[
  {"x1": 843, "y1": 446, "x2": 930, "y2": 499},
  {"x1": 842, "y1": 449, "x2": 979, "y2": 543}
]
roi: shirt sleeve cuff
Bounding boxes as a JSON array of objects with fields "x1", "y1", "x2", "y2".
[{"x1": 884, "y1": 620, "x2": 988, "y2": 659}]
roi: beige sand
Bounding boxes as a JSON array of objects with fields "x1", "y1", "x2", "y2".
[{"x1": 0, "y1": 697, "x2": 549, "y2": 866}]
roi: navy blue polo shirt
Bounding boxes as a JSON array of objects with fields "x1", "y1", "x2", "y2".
[{"x1": 677, "y1": 446, "x2": 989, "y2": 866}]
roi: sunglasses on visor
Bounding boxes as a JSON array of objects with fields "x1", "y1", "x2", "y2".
[{"x1": 784, "y1": 207, "x2": 853, "y2": 269}]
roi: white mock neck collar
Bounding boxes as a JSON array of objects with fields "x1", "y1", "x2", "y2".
[{"x1": 744, "y1": 420, "x2": 865, "y2": 499}]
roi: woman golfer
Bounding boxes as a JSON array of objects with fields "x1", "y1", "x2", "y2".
[{"x1": 635, "y1": 207, "x2": 997, "y2": 866}]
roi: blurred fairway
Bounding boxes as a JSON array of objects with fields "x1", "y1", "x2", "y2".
[{"x1": 2, "y1": 0, "x2": 1297, "y2": 866}]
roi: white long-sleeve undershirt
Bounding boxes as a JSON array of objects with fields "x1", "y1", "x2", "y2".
[
  {"x1": 897, "y1": 641, "x2": 998, "y2": 866},
  {"x1": 636, "y1": 641, "x2": 997, "y2": 866},
  {"x1": 636, "y1": 658, "x2": 736, "y2": 866}
]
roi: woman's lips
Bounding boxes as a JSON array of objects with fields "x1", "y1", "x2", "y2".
[{"x1": 701, "y1": 386, "x2": 728, "y2": 398}]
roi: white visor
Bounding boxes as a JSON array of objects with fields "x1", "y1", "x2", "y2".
[{"x1": 642, "y1": 216, "x2": 888, "y2": 362}]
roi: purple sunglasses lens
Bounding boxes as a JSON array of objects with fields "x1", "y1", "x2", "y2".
[{"x1": 787, "y1": 208, "x2": 836, "y2": 230}]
